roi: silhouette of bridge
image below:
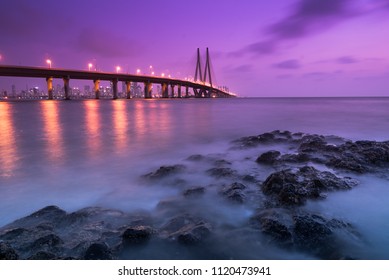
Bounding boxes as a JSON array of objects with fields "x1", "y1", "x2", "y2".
[{"x1": 0, "y1": 48, "x2": 236, "y2": 100}]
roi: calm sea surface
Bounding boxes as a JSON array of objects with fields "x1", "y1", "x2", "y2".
[{"x1": 1, "y1": 97, "x2": 389, "y2": 259}]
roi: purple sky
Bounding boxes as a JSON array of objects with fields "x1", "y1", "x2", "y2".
[{"x1": 1, "y1": 0, "x2": 389, "y2": 97}]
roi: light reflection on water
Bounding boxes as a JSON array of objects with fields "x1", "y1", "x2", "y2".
[
  {"x1": 0, "y1": 102, "x2": 17, "y2": 177},
  {"x1": 0, "y1": 98, "x2": 389, "y2": 259}
]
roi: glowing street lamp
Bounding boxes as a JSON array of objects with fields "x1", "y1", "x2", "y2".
[
  {"x1": 116, "y1": 66, "x2": 121, "y2": 73},
  {"x1": 136, "y1": 69, "x2": 141, "y2": 75},
  {"x1": 161, "y1": 73, "x2": 165, "y2": 77},
  {"x1": 151, "y1": 71, "x2": 155, "y2": 76},
  {"x1": 46, "y1": 59, "x2": 52, "y2": 68},
  {"x1": 88, "y1": 63, "x2": 93, "y2": 71}
]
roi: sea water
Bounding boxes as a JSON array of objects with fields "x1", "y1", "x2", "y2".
[{"x1": 0, "y1": 97, "x2": 388, "y2": 259}]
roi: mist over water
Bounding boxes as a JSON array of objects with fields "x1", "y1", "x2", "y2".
[{"x1": 1, "y1": 97, "x2": 389, "y2": 259}]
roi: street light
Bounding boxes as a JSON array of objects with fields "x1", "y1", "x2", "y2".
[
  {"x1": 136, "y1": 69, "x2": 141, "y2": 75},
  {"x1": 88, "y1": 63, "x2": 93, "y2": 71},
  {"x1": 46, "y1": 59, "x2": 52, "y2": 68},
  {"x1": 161, "y1": 73, "x2": 165, "y2": 77},
  {"x1": 116, "y1": 66, "x2": 121, "y2": 73}
]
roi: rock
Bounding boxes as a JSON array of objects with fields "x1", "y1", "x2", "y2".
[
  {"x1": 206, "y1": 167, "x2": 237, "y2": 178},
  {"x1": 292, "y1": 214, "x2": 347, "y2": 259},
  {"x1": 28, "y1": 233, "x2": 63, "y2": 252},
  {"x1": 183, "y1": 187, "x2": 205, "y2": 198},
  {"x1": 249, "y1": 208, "x2": 294, "y2": 246},
  {"x1": 232, "y1": 131, "x2": 292, "y2": 149},
  {"x1": 221, "y1": 182, "x2": 247, "y2": 203},
  {"x1": 28, "y1": 251, "x2": 58, "y2": 260},
  {"x1": 186, "y1": 154, "x2": 205, "y2": 161},
  {"x1": 142, "y1": 165, "x2": 186, "y2": 179},
  {"x1": 250, "y1": 209, "x2": 361, "y2": 259},
  {"x1": 84, "y1": 242, "x2": 113, "y2": 260},
  {"x1": 0, "y1": 242, "x2": 18, "y2": 260},
  {"x1": 256, "y1": 150, "x2": 281, "y2": 164},
  {"x1": 159, "y1": 215, "x2": 212, "y2": 245},
  {"x1": 262, "y1": 166, "x2": 354, "y2": 206},
  {"x1": 122, "y1": 226, "x2": 154, "y2": 245},
  {"x1": 176, "y1": 222, "x2": 211, "y2": 245},
  {"x1": 279, "y1": 153, "x2": 310, "y2": 163}
]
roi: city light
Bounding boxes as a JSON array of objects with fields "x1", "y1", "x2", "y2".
[
  {"x1": 88, "y1": 63, "x2": 93, "y2": 71},
  {"x1": 151, "y1": 71, "x2": 155, "y2": 76},
  {"x1": 161, "y1": 73, "x2": 165, "y2": 77},
  {"x1": 116, "y1": 66, "x2": 121, "y2": 73},
  {"x1": 136, "y1": 69, "x2": 141, "y2": 75},
  {"x1": 46, "y1": 59, "x2": 52, "y2": 68}
]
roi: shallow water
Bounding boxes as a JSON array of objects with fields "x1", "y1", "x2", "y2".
[{"x1": 0, "y1": 97, "x2": 389, "y2": 259}]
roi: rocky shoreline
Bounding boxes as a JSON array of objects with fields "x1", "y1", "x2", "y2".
[{"x1": 1, "y1": 130, "x2": 388, "y2": 260}]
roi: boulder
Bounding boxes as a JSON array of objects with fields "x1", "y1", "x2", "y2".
[
  {"x1": 183, "y1": 187, "x2": 205, "y2": 198},
  {"x1": 262, "y1": 166, "x2": 355, "y2": 206},
  {"x1": 84, "y1": 242, "x2": 113, "y2": 260},
  {"x1": 256, "y1": 150, "x2": 281, "y2": 164},
  {"x1": 206, "y1": 167, "x2": 237, "y2": 178},
  {"x1": 142, "y1": 165, "x2": 186, "y2": 180},
  {"x1": 159, "y1": 215, "x2": 212, "y2": 245},
  {"x1": 0, "y1": 242, "x2": 18, "y2": 260},
  {"x1": 122, "y1": 226, "x2": 155, "y2": 245},
  {"x1": 221, "y1": 182, "x2": 247, "y2": 203}
]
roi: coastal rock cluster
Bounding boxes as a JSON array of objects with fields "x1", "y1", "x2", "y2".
[{"x1": 1, "y1": 130, "x2": 388, "y2": 260}]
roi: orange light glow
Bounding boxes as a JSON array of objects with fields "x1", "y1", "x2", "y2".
[
  {"x1": 112, "y1": 101, "x2": 128, "y2": 152},
  {"x1": 40, "y1": 101, "x2": 64, "y2": 163},
  {"x1": 0, "y1": 103, "x2": 18, "y2": 177},
  {"x1": 84, "y1": 101, "x2": 101, "y2": 157}
]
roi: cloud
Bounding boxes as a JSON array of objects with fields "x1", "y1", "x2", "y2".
[
  {"x1": 75, "y1": 28, "x2": 144, "y2": 58},
  {"x1": 235, "y1": 0, "x2": 357, "y2": 57},
  {"x1": 336, "y1": 56, "x2": 358, "y2": 64},
  {"x1": 266, "y1": 0, "x2": 354, "y2": 40},
  {"x1": 273, "y1": 59, "x2": 302, "y2": 69}
]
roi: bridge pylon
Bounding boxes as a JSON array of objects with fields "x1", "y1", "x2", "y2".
[{"x1": 194, "y1": 47, "x2": 213, "y2": 98}]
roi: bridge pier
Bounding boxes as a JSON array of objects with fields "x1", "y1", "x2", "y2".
[
  {"x1": 161, "y1": 83, "x2": 168, "y2": 98},
  {"x1": 112, "y1": 79, "x2": 118, "y2": 100},
  {"x1": 185, "y1": 86, "x2": 189, "y2": 98},
  {"x1": 170, "y1": 84, "x2": 175, "y2": 98},
  {"x1": 94, "y1": 79, "x2": 100, "y2": 99},
  {"x1": 125, "y1": 81, "x2": 132, "y2": 99},
  {"x1": 63, "y1": 77, "x2": 70, "y2": 100},
  {"x1": 144, "y1": 81, "x2": 152, "y2": 98},
  {"x1": 177, "y1": 84, "x2": 182, "y2": 98},
  {"x1": 46, "y1": 77, "x2": 53, "y2": 100}
]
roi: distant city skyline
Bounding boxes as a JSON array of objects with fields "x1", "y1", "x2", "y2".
[{"x1": 1, "y1": 0, "x2": 389, "y2": 97}]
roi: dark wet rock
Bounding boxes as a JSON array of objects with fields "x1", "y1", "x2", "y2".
[
  {"x1": 84, "y1": 242, "x2": 113, "y2": 260},
  {"x1": 242, "y1": 174, "x2": 258, "y2": 182},
  {"x1": 280, "y1": 153, "x2": 310, "y2": 163},
  {"x1": 0, "y1": 205, "x2": 153, "y2": 260},
  {"x1": 28, "y1": 233, "x2": 63, "y2": 252},
  {"x1": 213, "y1": 159, "x2": 232, "y2": 167},
  {"x1": 28, "y1": 251, "x2": 58, "y2": 260},
  {"x1": 250, "y1": 209, "x2": 361, "y2": 259},
  {"x1": 292, "y1": 214, "x2": 359, "y2": 259},
  {"x1": 232, "y1": 130, "x2": 292, "y2": 149},
  {"x1": 0, "y1": 242, "x2": 19, "y2": 260},
  {"x1": 159, "y1": 215, "x2": 212, "y2": 245},
  {"x1": 142, "y1": 165, "x2": 186, "y2": 179},
  {"x1": 256, "y1": 150, "x2": 281, "y2": 164},
  {"x1": 186, "y1": 154, "x2": 205, "y2": 161},
  {"x1": 262, "y1": 166, "x2": 354, "y2": 206},
  {"x1": 206, "y1": 167, "x2": 237, "y2": 178},
  {"x1": 122, "y1": 226, "x2": 155, "y2": 245},
  {"x1": 176, "y1": 222, "x2": 212, "y2": 245},
  {"x1": 183, "y1": 187, "x2": 205, "y2": 198},
  {"x1": 221, "y1": 182, "x2": 247, "y2": 203}
]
